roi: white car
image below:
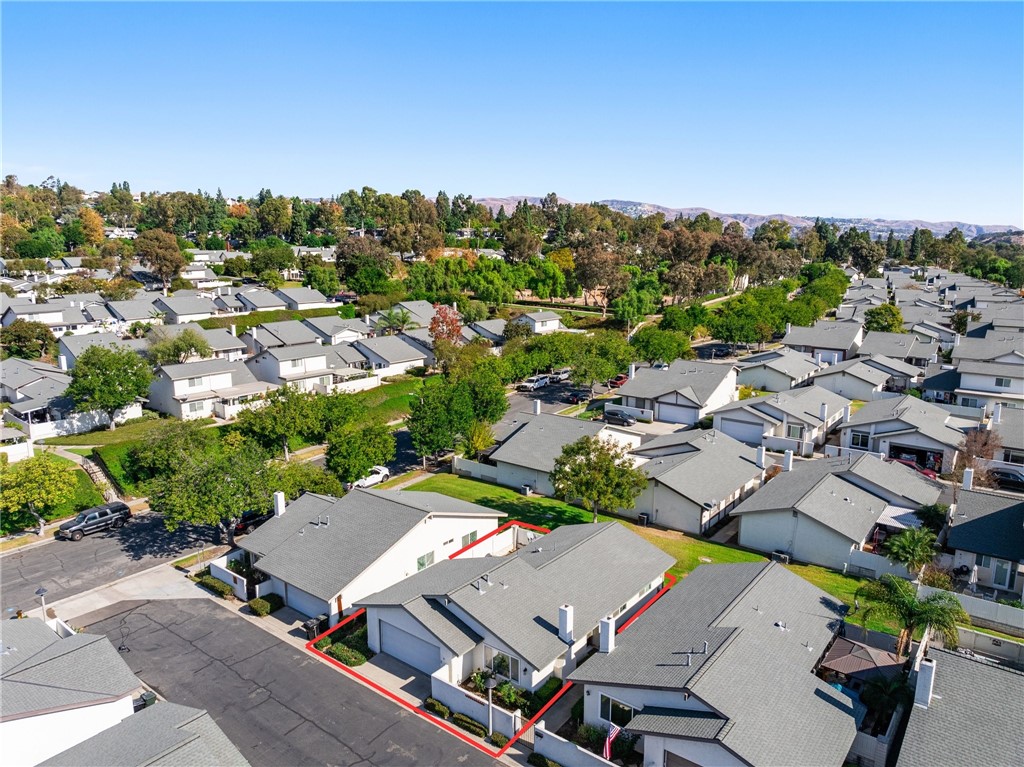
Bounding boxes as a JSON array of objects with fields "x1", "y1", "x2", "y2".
[
  {"x1": 551, "y1": 367, "x2": 572, "y2": 382},
  {"x1": 349, "y1": 465, "x2": 390, "y2": 489},
  {"x1": 517, "y1": 375, "x2": 550, "y2": 392}
]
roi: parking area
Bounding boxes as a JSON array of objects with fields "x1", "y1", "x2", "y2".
[{"x1": 80, "y1": 599, "x2": 496, "y2": 767}]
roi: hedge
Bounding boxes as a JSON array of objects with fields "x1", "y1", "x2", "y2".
[
  {"x1": 264, "y1": 593, "x2": 285, "y2": 613},
  {"x1": 527, "y1": 753, "x2": 563, "y2": 767},
  {"x1": 248, "y1": 597, "x2": 270, "y2": 617},
  {"x1": 327, "y1": 643, "x2": 367, "y2": 666},
  {"x1": 196, "y1": 574, "x2": 234, "y2": 599},
  {"x1": 452, "y1": 712, "x2": 487, "y2": 739},
  {"x1": 314, "y1": 636, "x2": 333, "y2": 651},
  {"x1": 424, "y1": 697, "x2": 450, "y2": 719},
  {"x1": 489, "y1": 733, "x2": 509, "y2": 748}
]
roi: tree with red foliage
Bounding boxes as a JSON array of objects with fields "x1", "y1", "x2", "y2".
[{"x1": 429, "y1": 303, "x2": 462, "y2": 345}]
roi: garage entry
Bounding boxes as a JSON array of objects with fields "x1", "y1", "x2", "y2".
[
  {"x1": 380, "y1": 620, "x2": 442, "y2": 674},
  {"x1": 656, "y1": 402, "x2": 697, "y2": 424},
  {"x1": 283, "y1": 582, "x2": 327, "y2": 620},
  {"x1": 719, "y1": 417, "x2": 766, "y2": 445}
]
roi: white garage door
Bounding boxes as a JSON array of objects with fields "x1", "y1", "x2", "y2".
[
  {"x1": 719, "y1": 418, "x2": 765, "y2": 445},
  {"x1": 656, "y1": 402, "x2": 697, "y2": 424},
  {"x1": 285, "y1": 583, "x2": 326, "y2": 619},
  {"x1": 380, "y1": 621, "x2": 442, "y2": 673}
]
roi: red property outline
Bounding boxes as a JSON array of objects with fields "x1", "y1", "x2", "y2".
[{"x1": 304, "y1": 521, "x2": 677, "y2": 759}]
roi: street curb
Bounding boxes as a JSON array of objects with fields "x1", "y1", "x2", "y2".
[{"x1": 0, "y1": 505, "x2": 154, "y2": 559}]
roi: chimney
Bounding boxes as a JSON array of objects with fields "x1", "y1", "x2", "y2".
[
  {"x1": 819, "y1": 402, "x2": 828, "y2": 422},
  {"x1": 273, "y1": 491, "x2": 286, "y2": 517},
  {"x1": 783, "y1": 450, "x2": 794, "y2": 472},
  {"x1": 558, "y1": 604, "x2": 574, "y2": 644},
  {"x1": 953, "y1": 333, "x2": 960, "y2": 347},
  {"x1": 452, "y1": 301, "x2": 458, "y2": 313},
  {"x1": 533, "y1": 399, "x2": 542, "y2": 415},
  {"x1": 786, "y1": 323, "x2": 792, "y2": 335},
  {"x1": 364, "y1": 314, "x2": 370, "y2": 325},
  {"x1": 628, "y1": 363, "x2": 636, "y2": 379},
  {"x1": 962, "y1": 468, "x2": 974, "y2": 491},
  {"x1": 756, "y1": 446, "x2": 766, "y2": 470},
  {"x1": 230, "y1": 323, "x2": 236, "y2": 337},
  {"x1": 842, "y1": 404, "x2": 851, "y2": 423},
  {"x1": 914, "y1": 657, "x2": 937, "y2": 708},
  {"x1": 58, "y1": 354, "x2": 68, "y2": 371},
  {"x1": 599, "y1": 616, "x2": 615, "y2": 653}
]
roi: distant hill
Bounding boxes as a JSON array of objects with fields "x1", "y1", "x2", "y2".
[{"x1": 472, "y1": 196, "x2": 1014, "y2": 240}]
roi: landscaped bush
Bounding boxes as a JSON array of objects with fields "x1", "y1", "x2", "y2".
[
  {"x1": 424, "y1": 697, "x2": 450, "y2": 719},
  {"x1": 570, "y1": 697, "x2": 584, "y2": 724},
  {"x1": 452, "y1": 712, "x2": 487, "y2": 738},
  {"x1": 489, "y1": 732, "x2": 509, "y2": 748},
  {"x1": 194, "y1": 571, "x2": 234, "y2": 599},
  {"x1": 327, "y1": 642, "x2": 367, "y2": 666},
  {"x1": 576, "y1": 723, "x2": 607, "y2": 752},
  {"x1": 264, "y1": 593, "x2": 285, "y2": 613},
  {"x1": 527, "y1": 753, "x2": 563, "y2": 767},
  {"x1": 314, "y1": 636, "x2": 333, "y2": 651},
  {"x1": 533, "y1": 677, "x2": 564, "y2": 708},
  {"x1": 248, "y1": 597, "x2": 270, "y2": 616},
  {"x1": 921, "y1": 565, "x2": 953, "y2": 590}
]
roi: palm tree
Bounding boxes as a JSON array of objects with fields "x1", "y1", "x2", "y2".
[
  {"x1": 380, "y1": 307, "x2": 413, "y2": 335},
  {"x1": 861, "y1": 674, "x2": 913, "y2": 734},
  {"x1": 855, "y1": 574, "x2": 969, "y2": 657},
  {"x1": 884, "y1": 527, "x2": 938, "y2": 578}
]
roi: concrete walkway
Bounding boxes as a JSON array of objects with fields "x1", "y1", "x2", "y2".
[
  {"x1": 709, "y1": 517, "x2": 740, "y2": 544},
  {"x1": 540, "y1": 681, "x2": 583, "y2": 733}
]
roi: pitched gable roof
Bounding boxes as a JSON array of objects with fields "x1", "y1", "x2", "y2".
[
  {"x1": 947, "y1": 490, "x2": 1024, "y2": 562},
  {"x1": 616, "y1": 360, "x2": 736, "y2": 406},
  {"x1": 489, "y1": 413, "x2": 606, "y2": 474}
]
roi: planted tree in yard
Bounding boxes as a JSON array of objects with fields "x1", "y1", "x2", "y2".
[
  {"x1": 860, "y1": 675, "x2": 912, "y2": 733},
  {"x1": 863, "y1": 304, "x2": 905, "y2": 333},
  {"x1": 129, "y1": 420, "x2": 218, "y2": 483},
  {"x1": 462, "y1": 421, "x2": 495, "y2": 460},
  {"x1": 303, "y1": 265, "x2": 340, "y2": 298},
  {"x1": 0, "y1": 451, "x2": 77, "y2": 536},
  {"x1": 629, "y1": 326, "x2": 693, "y2": 365},
  {"x1": 135, "y1": 228, "x2": 185, "y2": 291},
  {"x1": 65, "y1": 345, "x2": 153, "y2": 430},
  {"x1": 236, "y1": 386, "x2": 321, "y2": 460},
  {"x1": 550, "y1": 435, "x2": 648, "y2": 523},
  {"x1": 429, "y1": 303, "x2": 462, "y2": 345},
  {"x1": 884, "y1": 527, "x2": 938, "y2": 577},
  {"x1": 325, "y1": 423, "x2": 396, "y2": 484},
  {"x1": 408, "y1": 377, "x2": 474, "y2": 457},
  {"x1": 0, "y1": 319, "x2": 56, "y2": 360},
  {"x1": 147, "y1": 327, "x2": 212, "y2": 365},
  {"x1": 274, "y1": 460, "x2": 345, "y2": 499},
  {"x1": 854, "y1": 573, "x2": 969, "y2": 657}
]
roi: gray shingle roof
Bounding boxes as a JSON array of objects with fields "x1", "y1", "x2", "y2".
[
  {"x1": 0, "y1": 619, "x2": 141, "y2": 720},
  {"x1": 489, "y1": 414, "x2": 606, "y2": 474},
  {"x1": 992, "y1": 406, "x2": 1024, "y2": 452},
  {"x1": 616, "y1": 360, "x2": 737, "y2": 407},
  {"x1": 951, "y1": 335, "x2": 1024, "y2": 363},
  {"x1": 274, "y1": 287, "x2": 327, "y2": 305},
  {"x1": 158, "y1": 358, "x2": 241, "y2": 381},
  {"x1": 355, "y1": 335, "x2": 427, "y2": 364},
  {"x1": 107, "y1": 298, "x2": 162, "y2": 321},
  {"x1": 154, "y1": 296, "x2": 217, "y2": 316},
  {"x1": 522, "y1": 310, "x2": 561, "y2": 322},
  {"x1": 248, "y1": 320, "x2": 322, "y2": 347},
  {"x1": 737, "y1": 347, "x2": 820, "y2": 380},
  {"x1": 782, "y1": 320, "x2": 862, "y2": 351},
  {"x1": 947, "y1": 490, "x2": 1024, "y2": 562},
  {"x1": 841, "y1": 395, "x2": 970, "y2": 449},
  {"x1": 263, "y1": 342, "x2": 328, "y2": 363},
  {"x1": 860, "y1": 353, "x2": 925, "y2": 378},
  {"x1": 896, "y1": 649, "x2": 1024, "y2": 767},
  {"x1": 240, "y1": 490, "x2": 504, "y2": 601},
  {"x1": 470, "y1": 319, "x2": 507, "y2": 337},
  {"x1": 956, "y1": 359, "x2": 1024, "y2": 378},
  {"x1": 710, "y1": 385, "x2": 851, "y2": 428},
  {"x1": 569, "y1": 562, "x2": 856, "y2": 767},
  {"x1": 58, "y1": 333, "x2": 147, "y2": 361},
  {"x1": 0, "y1": 357, "x2": 66, "y2": 390},
  {"x1": 237, "y1": 289, "x2": 287, "y2": 309},
  {"x1": 405, "y1": 597, "x2": 482, "y2": 655},
  {"x1": 302, "y1": 315, "x2": 370, "y2": 339},
  {"x1": 39, "y1": 701, "x2": 250, "y2": 767},
  {"x1": 810, "y1": 358, "x2": 891, "y2": 387},
  {"x1": 626, "y1": 708, "x2": 728, "y2": 740}
]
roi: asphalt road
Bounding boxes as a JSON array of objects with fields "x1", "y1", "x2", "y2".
[
  {"x1": 0, "y1": 515, "x2": 209, "y2": 614},
  {"x1": 84, "y1": 600, "x2": 495, "y2": 767}
]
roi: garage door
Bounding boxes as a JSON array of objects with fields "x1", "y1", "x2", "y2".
[
  {"x1": 719, "y1": 418, "x2": 765, "y2": 445},
  {"x1": 285, "y1": 583, "x2": 326, "y2": 619},
  {"x1": 656, "y1": 402, "x2": 697, "y2": 424},
  {"x1": 380, "y1": 621, "x2": 442, "y2": 674}
]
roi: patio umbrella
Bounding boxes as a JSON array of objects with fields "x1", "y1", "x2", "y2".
[
  {"x1": 969, "y1": 564, "x2": 979, "y2": 594},
  {"x1": 821, "y1": 637, "x2": 904, "y2": 681}
]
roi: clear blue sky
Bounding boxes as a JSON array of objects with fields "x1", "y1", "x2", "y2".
[{"x1": 3, "y1": 2, "x2": 1022, "y2": 226}]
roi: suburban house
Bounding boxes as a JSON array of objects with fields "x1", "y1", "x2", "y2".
[
  {"x1": 628, "y1": 429, "x2": 768, "y2": 534},
  {"x1": 56, "y1": 333, "x2": 148, "y2": 369},
  {"x1": 951, "y1": 334, "x2": 1024, "y2": 367},
  {"x1": 106, "y1": 298, "x2": 163, "y2": 327},
  {"x1": 710, "y1": 386, "x2": 850, "y2": 456},
  {"x1": 781, "y1": 321, "x2": 864, "y2": 363},
  {"x1": 0, "y1": 301, "x2": 95, "y2": 336},
  {"x1": 367, "y1": 300, "x2": 438, "y2": 331},
  {"x1": 356, "y1": 522, "x2": 673, "y2": 692},
  {"x1": 990, "y1": 404, "x2": 1024, "y2": 464},
  {"x1": 896, "y1": 649, "x2": 1024, "y2": 767},
  {"x1": 568, "y1": 561, "x2": 858, "y2": 767},
  {"x1": 806, "y1": 358, "x2": 891, "y2": 400},
  {"x1": 213, "y1": 292, "x2": 247, "y2": 314},
  {"x1": 953, "y1": 360, "x2": 1023, "y2": 415},
  {"x1": 148, "y1": 323, "x2": 246, "y2": 362},
  {"x1": 240, "y1": 320, "x2": 322, "y2": 354},
  {"x1": 352, "y1": 335, "x2": 427, "y2": 376},
  {"x1": 240, "y1": 489, "x2": 507, "y2": 626},
  {"x1": 946, "y1": 487, "x2": 1023, "y2": 599},
  {"x1": 302, "y1": 315, "x2": 372, "y2": 345},
  {"x1": 487, "y1": 413, "x2": 642, "y2": 497},
  {"x1": 731, "y1": 453, "x2": 941, "y2": 573},
  {"x1": 512, "y1": 310, "x2": 566, "y2": 335},
  {"x1": 236, "y1": 288, "x2": 288, "y2": 313},
  {"x1": 857, "y1": 332, "x2": 934, "y2": 367},
  {"x1": 735, "y1": 347, "x2": 821, "y2": 391},
  {"x1": 151, "y1": 296, "x2": 217, "y2": 325},
  {"x1": 838, "y1": 395, "x2": 976, "y2": 474},
  {"x1": 148, "y1": 359, "x2": 276, "y2": 420},
  {"x1": 273, "y1": 286, "x2": 329, "y2": 310},
  {"x1": 617, "y1": 360, "x2": 739, "y2": 425},
  {"x1": 245, "y1": 343, "x2": 334, "y2": 393},
  {"x1": 179, "y1": 262, "x2": 230, "y2": 290}
]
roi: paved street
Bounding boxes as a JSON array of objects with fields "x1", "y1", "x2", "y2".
[
  {"x1": 310, "y1": 427, "x2": 420, "y2": 477},
  {"x1": 0, "y1": 515, "x2": 209, "y2": 614},
  {"x1": 83, "y1": 599, "x2": 495, "y2": 767}
]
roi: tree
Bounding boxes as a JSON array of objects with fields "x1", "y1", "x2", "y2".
[
  {"x1": 860, "y1": 675, "x2": 912, "y2": 730},
  {"x1": 463, "y1": 421, "x2": 495, "y2": 459},
  {"x1": 955, "y1": 429, "x2": 1002, "y2": 491},
  {"x1": 864, "y1": 304, "x2": 905, "y2": 333},
  {"x1": 915, "y1": 503, "x2": 948, "y2": 535},
  {"x1": 275, "y1": 460, "x2": 345, "y2": 500},
  {"x1": 429, "y1": 303, "x2": 462, "y2": 345},
  {"x1": 854, "y1": 574, "x2": 968, "y2": 656},
  {"x1": 256, "y1": 196, "x2": 292, "y2": 238},
  {"x1": 99, "y1": 277, "x2": 141, "y2": 301},
  {"x1": 129, "y1": 420, "x2": 218, "y2": 483},
  {"x1": 502, "y1": 229, "x2": 541, "y2": 264},
  {"x1": 408, "y1": 377, "x2": 474, "y2": 457},
  {"x1": 65, "y1": 345, "x2": 153, "y2": 429},
  {"x1": 325, "y1": 423, "x2": 396, "y2": 484},
  {"x1": 379, "y1": 307, "x2": 414, "y2": 335},
  {"x1": 0, "y1": 451, "x2": 77, "y2": 536},
  {"x1": 0, "y1": 319, "x2": 56, "y2": 360},
  {"x1": 236, "y1": 386, "x2": 321, "y2": 460},
  {"x1": 148, "y1": 327, "x2": 213, "y2": 365},
  {"x1": 461, "y1": 365, "x2": 509, "y2": 424},
  {"x1": 303, "y1": 265, "x2": 340, "y2": 297},
  {"x1": 502, "y1": 318, "x2": 532, "y2": 343},
  {"x1": 259, "y1": 269, "x2": 284, "y2": 290},
  {"x1": 135, "y1": 229, "x2": 185, "y2": 290},
  {"x1": 550, "y1": 436, "x2": 648, "y2": 523},
  {"x1": 884, "y1": 528, "x2": 938, "y2": 577},
  {"x1": 950, "y1": 309, "x2": 981, "y2": 335},
  {"x1": 79, "y1": 207, "x2": 106, "y2": 245},
  {"x1": 629, "y1": 326, "x2": 692, "y2": 365}
]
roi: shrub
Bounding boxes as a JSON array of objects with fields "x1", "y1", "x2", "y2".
[
  {"x1": 327, "y1": 643, "x2": 367, "y2": 666},
  {"x1": 196, "y1": 573, "x2": 234, "y2": 599},
  {"x1": 534, "y1": 677, "x2": 564, "y2": 707},
  {"x1": 921, "y1": 565, "x2": 953, "y2": 591},
  {"x1": 424, "y1": 697, "x2": 450, "y2": 719},
  {"x1": 489, "y1": 732, "x2": 509, "y2": 748},
  {"x1": 570, "y1": 697, "x2": 584, "y2": 724},
  {"x1": 314, "y1": 637, "x2": 332, "y2": 651},
  {"x1": 527, "y1": 754, "x2": 563, "y2": 767},
  {"x1": 264, "y1": 593, "x2": 285, "y2": 613},
  {"x1": 248, "y1": 597, "x2": 270, "y2": 617},
  {"x1": 576, "y1": 723, "x2": 607, "y2": 752},
  {"x1": 452, "y1": 712, "x2": 487, "y2": 738},
  {"x1": 612, "y1": 731, "x2": 640, "y2": 761}
]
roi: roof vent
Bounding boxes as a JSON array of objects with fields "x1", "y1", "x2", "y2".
[{"x1": 774, "y1": 621, "x2": 788, "y2": 631}]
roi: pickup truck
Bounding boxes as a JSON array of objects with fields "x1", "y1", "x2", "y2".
[{"x1": 517, "y1": 375, "x2": 550, "y2": 391}]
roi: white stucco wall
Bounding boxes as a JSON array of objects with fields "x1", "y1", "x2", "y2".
[
  {"x1": 630, "y1": 483, "x2": 702, "y2": 534},
  {"x1": 1, "y1": 695, "x2": 134, "y2": 767},
  {"x1": 494, "y1": 461, "x2": 554, "y2": 496},
  {"x1": 738, "y1": 510, "x2": 856, "y2": 571},
  {"x1": 582, "y1": 684, "x2": 698, "y2": 730},
  {"x1": 737, "y1": 365, "x2": 798, "y2": 393},
  {"x1": 812, "y1": 373, "x2": 883, "y2": 401},
  {"x1": 644, "y1": 735, "x2": 748, "y2": 767}
]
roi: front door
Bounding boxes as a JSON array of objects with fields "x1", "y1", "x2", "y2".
[{"x1": 992, "y1": 558, "x2": 1011, "y2": 589}]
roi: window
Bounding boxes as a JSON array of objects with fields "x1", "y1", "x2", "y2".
[
  {"x1": 787, "y1": 423, "x2": 804, "y2": 440},
  {"x1": 995, "y1": 377, "x2": 1011, "y2": 388},
  {"x1": 187, "y1": 376, "x2": 204, "y2": 387},
  {"x1": 851, "y1": 431, "x2": 870, "y2": 449},
  {"x1": 188, "y1": 401, "x2": 205, "y2": 413},
  {"x1": 975, "y1": 554, "x2": 992, "y2": 568},
  {"x1": 599, "y1": 695, "x2": 634, "y2": 728},
  {"x1": 1004, "y1": 449, "x2": 1024, "y2": 466},
  {"x1": 461, "y1": 530, "x2": 478, "y2": 548},
  {"x1": 485, "y1": 646, "x2": 521, "y2": 683},
  {"x1": 416, "y1": 551, "x2": 435, "y2": 571},
  {"x1": 960, "y1": 397, "x2": 979, "y2": 408}
]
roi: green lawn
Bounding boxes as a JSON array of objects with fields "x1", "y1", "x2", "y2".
[
  {"x1": 353, "y1": 376, "x2": 431, "y2": 425},
  {"x1": 64, "y1": 447, "x2": 96, "y2": 457},
  {"x1": 784, "y1": 563, "x2": 904, "y2": 636},
  {"x1": 199, "y1": 306, "x2": 341, "y2": 335},
  {"x1": 43, "y1": 416, "x2": 212, "y2": 447}
]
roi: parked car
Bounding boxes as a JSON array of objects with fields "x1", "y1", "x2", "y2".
[
  {"x1": 234, "y1": 509, "x2": 273, "y2": 536},
  {"x1": 990, "y1": 468, "x2": 1024, "y2": 492},
  {"x1": 604, "y1": 409, "x2": 637, "y2": 427},
  {"x1": 347, "y1": 465, "x2": 391, "y2": 490},
  {"x1": 565, "y1": 391, "x2": 589, "y2": 404},
  {"x1": 58, "y1": 502, "x2": 132, "y2": 541},
  {"x1": 518, "y1": 375, "x2": 550, "y2": 392},
  {"x1": 885, "y1": 457, "x2": 939, "y2": 480},
  {"x1": 651, "y1": 361, "x2": 671, "y2": 370},
  {"x1": 607, "y1": 374, "x2": 629, "y2": 388},
  {"x1": 551, "y1": 367, "x2": 572, "y2": 382}
]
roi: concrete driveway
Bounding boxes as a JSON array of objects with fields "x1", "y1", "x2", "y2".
[{"x1": 80, "y1": 600, "x2": 495, "y2": 767}]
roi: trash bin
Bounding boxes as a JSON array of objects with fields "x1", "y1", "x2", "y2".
[
  {"x1": 303, "y1": 618, "x2": 320, "y2": 641},
  {"x1": 315, "y1": 614, "x2": 329, "y2": 635}
]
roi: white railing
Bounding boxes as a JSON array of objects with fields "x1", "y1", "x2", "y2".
[
  {"x1": 763, "y1": 435, "x2": 814, "y2": 457},
  {"x1": 824, "y1": 444, "x2": 886, "y2": 461},
  {"x1": 0, "y1": 441, "x2": 32, "y2": 463},
  {"x1": 3, "y1": 403, "x2": 142, "y2": 440}
]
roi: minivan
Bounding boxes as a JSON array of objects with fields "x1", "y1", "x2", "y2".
[
  {"x1": 604, "y1": 409, "x2": 638, "y2": 427},
  {"x1": 58, "y1": 502, "x2": 132, "y2": 541},
  {"x1": 518, "y1": 375, "x2": 550, "y2": 392}
]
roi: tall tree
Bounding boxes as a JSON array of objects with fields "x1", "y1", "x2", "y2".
[
  {"x1": 854, "y1": 574, "x2": 968, "y2": 656},
  {"x1": 147, "y1": 327, "x2": 213, "y2": 365},
  {"x1": 0, "y1": 451, "x2": 78, "y2": 536},
  {"x1": 408, "y1": 377, "x2": 474, "y2": 457},
  {"x1": 863, "y1": 304, "x2": 905, "y2": 333},
  {"x1": 550, "y1": 436, "x2": 648, "y2": 523},
  {"x1": 884, "y1": 527, "x2": 938, "y2": 577},
  {"x1": 0, "y1": 319, "x2": 57, "y2": 360},
  {"x1": 135, "y1": 228, "x2": 185, "y2": 291},
  {"x1": 66, "y1": 345, "x2": 153, "y2": 429},
  {"x1": 236, "y1": 386, "x2": 321, "y2": 460},
  {"x1": 303, "y1": 265, "x2": 340, "y2": 297},
  {"x1": 629, "y1": 326, "x2": 692, "y2": 365},
  {"x1": 429, "y1": 303, "x2": 462, "y2": 345},
  {"x1": 325, "y1": 424, "x2": 396, "y2": 484}
]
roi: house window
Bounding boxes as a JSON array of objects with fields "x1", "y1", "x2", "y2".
[
  {"x1": 187, "y1": 376, "x2": 204, "y2": 387},
  {"x1": 851, "y1": 431, "x2": 870, "y2": 449},
  {"x1": 187, "y1": 401, "x2": 205, "y2": 413},
  {"x1": 461, "y1": 530, "x2": 478, "y2": 548},
  {"x1": 599, "y1": 695, "x2": 634, "y2": 728},
  {"x1": 786, "y1": 424, "x2": 804, "y2": 440},
  {"x1": 416, "y1": 551, "x2": 435, "y2": 571},
  {"x1": 485, "y1": 646, "x2": 521, "y2": 683},
  {"x1": 1003, "y1": 449, "x2": 1024, "y2": 465},
  {"x1": 975, "y1": 554, "x2": 994, "y2": 569},
  {"x1": 995, "y1": 377, "x2": 1011, "y2": 388},
  {"x1": 960, "y1": 397, "x2": 979, "y2": 408}
]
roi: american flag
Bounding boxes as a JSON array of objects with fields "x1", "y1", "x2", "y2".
[{"x1": 603, "y1": 723, "x2": 622, "y2": 760}]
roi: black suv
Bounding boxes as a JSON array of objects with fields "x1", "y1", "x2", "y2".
[
  {"x1": 58, "y1": 502, "x2": 131, "y2": 541},
  {"x1": 233, "y1": 510, "x2": 273, "y2": 536}
]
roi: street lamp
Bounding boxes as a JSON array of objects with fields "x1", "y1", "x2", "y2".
[
  {"x1": 35, "y1": 587, "x2": 48, "y2": 619},
  {"x1": 485, "y1": 676, "x2": 499, "y2": 736}
]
